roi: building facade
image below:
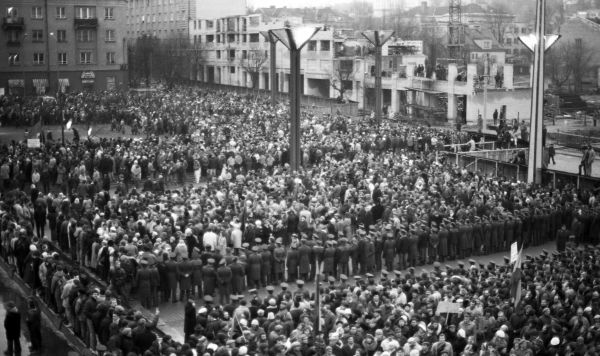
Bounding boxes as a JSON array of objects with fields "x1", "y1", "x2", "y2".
[
  {"x1": 1, "y1": 0, "x2": 128, "y2": 95},
  {"x1": 126, "y1": 0, "x2": 246, "y2": 40}
]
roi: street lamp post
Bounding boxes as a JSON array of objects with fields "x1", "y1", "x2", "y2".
[
  {"x1": 518, "y1": 0, "x2": 560, "y2": 184},
  {"x1": 260, "y1": 31, "x2": 279, "y2": 106},
  {"x1": 270, "y1": 26, "x2": 321, "y2": 172},
  {"x1": 361, "y1": 30, "x2": 394, "y2": 126}
]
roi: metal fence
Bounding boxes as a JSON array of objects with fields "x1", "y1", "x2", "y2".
[
  {"x1": 196, "y1": 82, "x2": 359, "y2": 117},
  {"x1": 443, "y1": 151, "x2": 528, "y2": 181},
  {"x1": 443, "y1": 151, "x2": 600, "y2": 189},
  {"x1": 547, "y1": 130, "x2": 600, "y2": 150}
]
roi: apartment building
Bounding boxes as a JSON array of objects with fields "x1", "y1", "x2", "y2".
[{"x1": 0, "y1": 0, "x2": 128, "y2": 95}]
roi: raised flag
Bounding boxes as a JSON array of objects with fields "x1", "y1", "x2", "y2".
[
  {"x1": 510, "y1": 245, "x2": 523, "y2": 307},
  {"x1": 88, "y1": 127, "x2": 93, "y2": 136}
]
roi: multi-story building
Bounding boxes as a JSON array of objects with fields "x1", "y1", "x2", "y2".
[
  {"x1": 0, "y1": 0, "x2": 128, "y2": 95},
  {"x1": 191, "y1": 13, "x2": 341, "y2": 99},
  {"x1": 125, "y1": 0, "x2": 246, "y2": 40}
]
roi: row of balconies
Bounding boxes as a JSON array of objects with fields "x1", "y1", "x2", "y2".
[{"x1": 2, "y1": 16, "x2": 97, "y2": 31}]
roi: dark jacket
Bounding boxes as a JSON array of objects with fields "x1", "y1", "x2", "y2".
[{"x1": 4, "y1": 306, "x2": 20, "y2": 339}]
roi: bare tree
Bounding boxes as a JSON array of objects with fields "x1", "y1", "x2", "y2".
[
  {"x1": 329, "y1": 59, "x2": 356, "y2": 102},
  {"x1": 545, "y1": 40, "x2": 595, "y2": 92},
  {"x1": 240, "y1": 49, "x2": 268, "y2": 89},
  {"x1": 488, "y1": 4, "x2": 510, "y2": 45}
]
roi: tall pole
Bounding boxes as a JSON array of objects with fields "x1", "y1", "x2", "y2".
[
  {"x1": 270, "y1": 39, "x2": 277, "y2": 106},
  {"x1": 528, "y1": 0, "x2": 547, "y2": 185},
  {"x1": 375, "y1": 44, "x2": 383, "y2": 125},
  {"x1": 269, "y1": 27, "x2": 321, "y2": 173},
  {"x1": 314, "y1": 274, "x2": 320, "y2": 334},
  {"x1": 289, "y1": 48, "x2": 301, "y2": 171}
]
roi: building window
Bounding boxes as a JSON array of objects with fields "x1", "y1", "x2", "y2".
[
  {"x1": 320, "y1": 40, "x2": 330, "y2": 51},
  {"x1": 307, "y1": 41, "x2": 317, "y2": 51},
  {"x1": 57, "y1": 30, "x2": 67, "y2": 42},
  {"x1": 33, "y1": 52, "x2": 45, "y2": 65},
  {"x1": 105, "y1": 29, "x2": 115, "y2": 42},
  {"x1": 75, "y1": 7, "x2": 95, "y2": 19},
  {"x1": 104, "y1": 7, "x2": 114, "y2": 19},
  {"x1": 249, "y1": 33, "x2": 259, "y2": 42},
  {"x1": 32, "y1": 30, "x2": 44, "y2": 42},
  {"x1": 58, "y1": 52, "x2": 67, "y2": 65},
  {"x1": 505, "y1": 38, "x2": 512, "y2": 45},
  {"x1": 32, "y1": 6, "x2": 43, "y2": 19},
  {"x1": 216, "y1": 51, "x2": 221, "y2": 59},
  {"x1": 8, "y1": 53, "x2": 20, "y2": 66},
  {"x1": 230, "y1": 66, "x2": 235, "y2": 74},
  {"x1": 206, "y1": 34, "x2": 214, "y2": 42},
  {"x1": 242, "y1": 50, "x2": 247, "y2": 59},
  {"x1": 80, "y1": 51, "x2": 93, "y2": 64},
  {"x1": 7, "y1": 7, "x2": 18, "y2": 17},
  {"x1": 575, "y1": 38, "x2": 582, "y2": 48},
  {"x1": 56, "y1": 6, "x2": 66, "y2": 19},
  {"x1": 106, "y1": 52, "x2": 115, "y2": 64},
  {"x1": 229, "y1": 49, "x2": 235, "y2": 60},
  {"x1": 206, "y1": 20, "x2": 213, "y2": 28},
  {"x1": 77, "y1": 29, "x2": 95, "y2": 42}
]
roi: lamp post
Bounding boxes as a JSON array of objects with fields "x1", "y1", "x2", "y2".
[
  {"x1": 518, "y1": 0, "x2": 560, "y2": 184},
  {"x1": 260, "y1": 31, "x2": 279, "y2": 106},
  {"x1": 269, "y1": 26, "x2": 321, "y2": 172},
  {"x1": 361, "y1": 30, "x2": 394, "y2": 125}
]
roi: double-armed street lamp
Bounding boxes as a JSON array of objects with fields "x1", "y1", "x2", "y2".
[{"x1": 269, "y1": 26, "x2": 321, "y2": 172}]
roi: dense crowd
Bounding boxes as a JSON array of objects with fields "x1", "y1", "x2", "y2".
[{"x1": 1, "y1": 87, "x2": 600, "y2": 356}]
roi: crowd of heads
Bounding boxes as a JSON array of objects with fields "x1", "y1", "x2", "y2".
[{"x1": 1, "y1": 86, "x2": 600, "y2": 356}]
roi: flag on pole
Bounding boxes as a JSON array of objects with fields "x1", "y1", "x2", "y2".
[
  {"x1": 87, "y1": 127, "x2": 92, "y2": 136},
  {"x1": 65, "y1": 119, "x2": 72, "y2": 130},
  {"x1": 510, "y1": 245, "x2": 523, "y2": 307}
]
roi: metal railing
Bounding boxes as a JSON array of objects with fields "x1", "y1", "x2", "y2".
[
  {"x1": 547, "y1": 130, "x2": 600, "y2": 150},
  {"x1": 443, "y1": 150, "x2": 600, "y2": 190}
]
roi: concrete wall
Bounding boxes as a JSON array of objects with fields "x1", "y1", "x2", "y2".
[{"x1": 466, "y1": 88, "x2": 531, "y2": 125}]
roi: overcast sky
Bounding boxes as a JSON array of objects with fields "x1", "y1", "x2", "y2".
[{"x1": 247, "y1": 0, "x2": 367, "y2": 8}]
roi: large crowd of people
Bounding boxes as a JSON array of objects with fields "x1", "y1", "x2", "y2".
[{"x1": 1, "y1": 86, "x2": 600, "y2": 356}]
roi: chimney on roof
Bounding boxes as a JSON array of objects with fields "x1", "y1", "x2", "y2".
[{"x1": 421, "y1": 1, "x2": 428, "y2": 14}]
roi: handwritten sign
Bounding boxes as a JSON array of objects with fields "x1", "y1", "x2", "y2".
[
  {"x1": 27, "y1": 139, "x2": 41, "y2": 148},
  {"x1": 436, "y1": 301, "x2": 462, "y2": 314},
  {"x1": 510, "y1": 242, "x2": 518, "y2": 263}
]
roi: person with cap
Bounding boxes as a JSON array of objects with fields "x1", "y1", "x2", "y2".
[
  {"x1": 229, "y1": 256, "x2": 245, "y2": 295},
  {"x1": 556, "y1": 223, "x2": 570, "y2": 253},
  {"x1": 190, "y1": 252, "x2": 204, "y2": 299},
  {"x1": 135, "y1": 259, "x2": 153, "y2": 308},
  {"x1": 260, "y1": 242, "x2": 273, "y2": 287},
  {"x1": 383, "y1": 228, "x2": 396, "y2": 272},
  {"x1": 297, "y1": 239, "x2": 312, "y2": 281},
  {"x1": 178, "y1": 255, "x2": 194, "y2": 302},
  {"x1": 247, "y1": 246, "x2": 262, "y2": 289},
  {"x1": 164, "y1": 252, "x2": 179, "y2": 303},
  {"x1": 216, "y1": 259, "x2": 232, "y2": 305},
  {"x1": 286, "y1": 243, "x2": 299, "y2": 282},
  {"x1": 311, "y1": 240, "x2": 324, "y2": 280},
  {"x1": 322, "y1": 240, "x2": 336, "y2": 278},
  {"x1": 272, "y1": 239, "x2": 286, "y2": 284},
  {"x1": 202, "y1": 258, "x2": 217, "y2": 297}
]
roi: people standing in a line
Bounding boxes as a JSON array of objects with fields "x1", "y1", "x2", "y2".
[{"x1": 4, "y1": 300, "x2": 21, "y2": 356}]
